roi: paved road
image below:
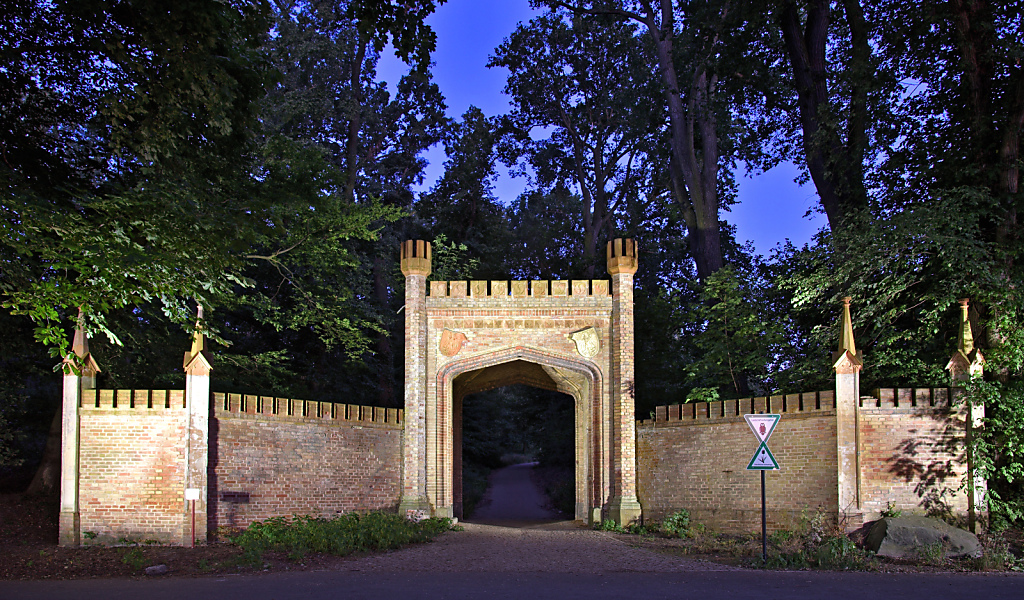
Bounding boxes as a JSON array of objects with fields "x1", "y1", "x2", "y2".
[
  {"x1": 3, "y1": 464, "x2": 1020, "y2": 598},
  {"x1": 4, "y1": 569, "x2": 1020, "y2": 599}
]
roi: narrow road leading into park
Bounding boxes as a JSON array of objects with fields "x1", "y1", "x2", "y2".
[{"x1": 469, "y1": 462, "x2": 561, "y2": 525}]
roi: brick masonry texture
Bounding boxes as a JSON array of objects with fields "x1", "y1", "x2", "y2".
[
  {"x1": 208, "y1": 393, "x2": 403, "y2": 535},
  {"x1": 78, "y1": 389, "x2": 188, "y2": 544},
  {"x1": 857, "y1": 388, "x2": 971, "y2": 518},
  {"x1": 637, "y1": 392, "x2": 838, "y2": 534},
  {"x1": 638, "y1": 387, "x2": 971, "y2": 533}
]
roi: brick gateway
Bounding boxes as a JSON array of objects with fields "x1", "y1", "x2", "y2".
[
  {"x1": 55, "y1": 239, "x2": 982, "y2": 546},
  {"x1": 397, "y1": 238, "x2": 642, "y2": 524}
]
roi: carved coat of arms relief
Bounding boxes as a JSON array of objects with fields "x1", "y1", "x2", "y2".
[
  {"x1": 570, "y1": 327, "x2": 600, "y2": 358},
  {"x1": 439, "y1": 329, "x2": 468, "y2": 357}
]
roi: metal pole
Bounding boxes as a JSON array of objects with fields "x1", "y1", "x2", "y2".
[
  {"x1": 190, "y1": 499, "x2": 196, "y2": 548},
  {"x1": 761, "y1": 469, "x2": 767, "y2": 563}
]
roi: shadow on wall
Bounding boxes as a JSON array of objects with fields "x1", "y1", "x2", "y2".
[{"x1": 878, "y1": 389, "x2": 970, "y2": 520}]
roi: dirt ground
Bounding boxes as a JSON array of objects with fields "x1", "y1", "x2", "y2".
[{"x1": 0, "y1": 493, "x2": 375, "y2": 580}]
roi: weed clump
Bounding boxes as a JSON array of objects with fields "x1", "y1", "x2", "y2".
[{"x1": 232, "y1": 512, "x2": 458, "y2": 565}]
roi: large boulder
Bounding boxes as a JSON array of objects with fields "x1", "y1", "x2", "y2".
[{"x1": 865, "y1": 516, "x2": 981, "y2": 559}]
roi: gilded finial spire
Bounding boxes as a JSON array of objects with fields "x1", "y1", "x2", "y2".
[
  {"x1": 958, "y1": 298, "x2": 974, "y2": 355},
  {"x1": 189, "y1": 304, "x2": 204, "y2": 357},
  {"x1": 183, "y1": 303, "x2": 211, "y2": 374},
  {"x1": 71, "y1": 307, "x2": 89, "y2": 359},
  {"x1": 833, "y1": 296, "x2": 863, "y2": 372},
  {"x1": 839, "y1": 297, "x2": 857, "y2": 357}
]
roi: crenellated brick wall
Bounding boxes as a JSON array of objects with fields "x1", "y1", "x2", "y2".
[
  {"x1": 637, "y1": 387, "x2": 972, "y2": 534},
  {"x1": 857, "y1": 388, "x2": 969, "y2": 520},
  {"x1": 78, "y1": 390, "x2": 189, "y2": 544},
  {"x1": 208, "y1": 393, "x2": 404, "y2": 535},
  {"x1": 637, "y1": 391, "x2": 838, "y2": 533}
]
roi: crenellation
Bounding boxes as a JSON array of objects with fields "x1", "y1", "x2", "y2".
[
  {"x1": 551, "y1": 280, "x2": 568, "y2": 296},
  {"x1": 430, "y1": 280, "x2": 447, "y2": 297},
  {"x1": 470, "y1": 280, "x2": 487, "y2": 297},
  {"x1": 571, "y1": 280, "x2": 589, "y2": 296},
  {"x1": 531, "y1": 280, "x2": 548, "y2": 296},
  {"x1": 511, "y1": 280, "x2": 528, "y2": 297},
  {"x1": 450, "y1": 281, "x2": 468, "y2": 298},
  {"x1": 491, "y1": 280, "x2": 508, "y2": 296}
]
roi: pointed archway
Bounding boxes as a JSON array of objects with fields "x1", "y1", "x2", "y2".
[{"x1": 396, "y1": 238, "x2": 641, "y2": 525}]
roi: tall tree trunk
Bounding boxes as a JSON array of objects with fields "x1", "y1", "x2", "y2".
[
  {"x1": 372, "y1": 254, "x2": 395, "y2": 407},
  {"x1": 557, "y1": 0, "x2": 728, "y2": 281},
  {"x1": 778, "y1": 0, "x2": 871, "y2": 230},
  {"x1": 25, "y1": 407, "x2": 61, "y2": 496},
  {"x1": 342, "y1": 35, "x2": 369, "y2": 203}
]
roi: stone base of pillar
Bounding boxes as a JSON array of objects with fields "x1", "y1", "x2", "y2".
[
  {"x1": 398, "y1": 495, "x2": 432, "y2": 520},
  {"x1": 433, "y1": 505, "x2": 454, "y2": 519},
  {"x1": 589, "y1": 507, "x2": 603, "y2": 525},
  {"x1": 59, "y1": 510, "x2": 79, "y2": 547},
  {"x1": 608, "y1": 496, "x2": 642, "y2": 526}
]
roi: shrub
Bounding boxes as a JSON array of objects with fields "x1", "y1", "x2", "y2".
[
  {"x1": 231, "y1": 512, "x2": 457, "y2": 565},
  {"x1": 661, "y1": 509, "x2": 692, "y2": 538}
]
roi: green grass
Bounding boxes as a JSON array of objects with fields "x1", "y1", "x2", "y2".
[{"x1": 231, "y1": 512, "x2": 458, "y2": 565}]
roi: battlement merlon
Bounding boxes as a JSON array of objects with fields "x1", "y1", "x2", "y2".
[
  {"x1": 607, "y1": 238, "x2": 638, "y2": 276},
  {"x1": 401, "y1": 240, "x2": 432, "y2": 277}
]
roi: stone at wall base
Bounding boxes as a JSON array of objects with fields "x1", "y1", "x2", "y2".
[
  {"x1": 58, "y1": 510, "x2": 80, "y2": 547},
  {"x1": 865, "y1": 516, "x2": 981, "y2": 559},
  {"x1": 398, "y1": 495, "x2": 432, "y2": 521},
  {"x1": 608, "y1": 496, "x2": 642, "y2": 526}
]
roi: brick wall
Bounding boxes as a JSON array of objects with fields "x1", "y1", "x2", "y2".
[
  {"x1": 208, "y1": 393, "x2": 404, "y2": 535},
  {"x1": 858, "y1": 388, "x2": 970, "y2": 519},
  {"x1": 637, "y1": 391, "x2": 839, "y2": 533},
  {"x1": 78, "y1": 389, "x2": 188, "y2": 544}
]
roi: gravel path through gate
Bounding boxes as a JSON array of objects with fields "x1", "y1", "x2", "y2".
[{"x1": 350, "y1": 463, "x2": 737, "y2": 574}]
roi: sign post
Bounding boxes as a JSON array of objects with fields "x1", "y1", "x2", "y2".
[{"x1": 744, "y1": 414, "x2": 780, "y2": 563}]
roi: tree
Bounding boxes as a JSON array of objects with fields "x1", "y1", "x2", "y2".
[
  {"x1": 548, "y1": 0, "x2": 750, "y2": 280},
  {"x1": 417, "y1": 107, "x2": 512, "y2": 278},
  {"x1": 492, "y1": 8, "x2": 661, "y2": 276}
]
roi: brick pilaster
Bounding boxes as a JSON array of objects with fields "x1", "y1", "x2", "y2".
[
  {"x1": 59, "y1": 314, "x2": 100, "y2": 547},
  {"x1": 833, "y1": 297, "x2": 863, "y2": 528},
  {"x1": 183, "y1": 306, "x2": 211, "y2": 546},
  {"x1": 399, "y1": 240, "x2": 432, "y2": 517},
  {"x1": 607, "y1": 238, "x2": 642, "y2": 525}
]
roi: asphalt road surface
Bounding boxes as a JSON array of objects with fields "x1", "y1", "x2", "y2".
[{"x1": 3, "y1": 463, "x2": 1021, "y2": 599}]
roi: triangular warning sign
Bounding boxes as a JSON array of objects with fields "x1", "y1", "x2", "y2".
[
  {"x1": 744, "y1": 414, "x2": 780, "y2": 444},
  {"x1": 747, "y1": 442, "x2": 780, "y2": 470}
]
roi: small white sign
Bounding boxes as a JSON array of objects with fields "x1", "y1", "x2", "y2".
[
  {"x1": 184, "y1": 488, "x2": 201, "y2": 501},
  {"x1": 744, "y1": 414, "x2": 781, "y2": 443}
]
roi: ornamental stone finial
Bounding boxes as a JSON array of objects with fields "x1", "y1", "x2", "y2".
[
  {"x1": 607, "y1": 238, "x2": 637, "y2": 275},
  {"x1": 400, "y1": 240, "x2": 432, "y2": 277},
  {"x1": 832, "y1": 296, "x2": 863, "y2": 372}
]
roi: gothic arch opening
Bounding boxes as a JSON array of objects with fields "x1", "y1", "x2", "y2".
[{"x1": 445, "y1": 352, "x2": 601, "y2": 521}]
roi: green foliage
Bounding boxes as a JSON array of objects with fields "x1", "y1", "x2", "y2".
[
  {"x1": 0, "y1": 408, "x2": 21, "y2": 469},
  {"x1": 429, "y1": 234, "x2": 480, "y2": 282},
  {"x1": 686, "y1": 264, "x2": 785, "y2": 397},
  {"x1": 595, "y1": 519, "x2": 625, "y2": 533},
  {"x1": 660, "y1": 509, "x2": 693, "y2": 538},
  {"x1": 881, "y1": 502, "x2": 902, "y2": 519},
  {"x1": 231, "y1": 512, "x2": 457, "y2": 565},
  {"x1": 120, "y1": 548, "x2": 145, "y2": 571}
]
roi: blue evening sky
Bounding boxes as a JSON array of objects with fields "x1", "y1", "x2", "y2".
[{"x1": 376, "y1": 0, "x2": 826, "y2": 255}]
